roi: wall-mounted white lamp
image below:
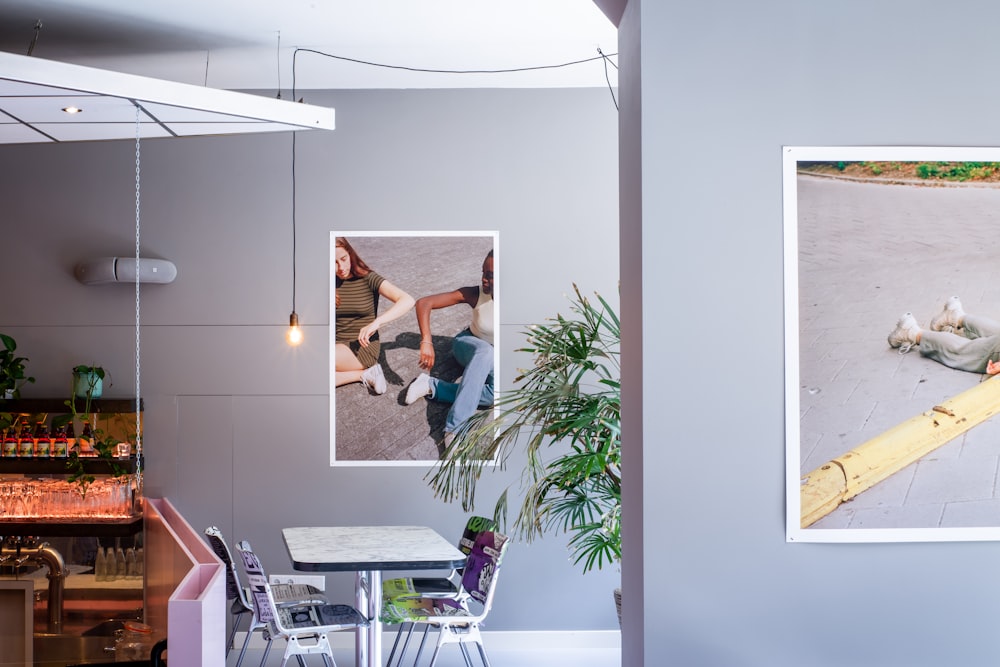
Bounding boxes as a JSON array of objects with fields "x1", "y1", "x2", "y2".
[{"x1": 75, "y1": 257, "x2": 177, "y2": 285}]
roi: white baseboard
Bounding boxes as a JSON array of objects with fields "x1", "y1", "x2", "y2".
[{"x1": 236, "y1": 628, "x2": 621, "y2": 652}]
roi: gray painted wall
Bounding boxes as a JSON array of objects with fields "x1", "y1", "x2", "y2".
[
  {"x1": 0, "y1": 88, "x2": 620, "y2": 630},
  {"x1": 626, "y1": 1, "x2": 1000, "y2": 665}
]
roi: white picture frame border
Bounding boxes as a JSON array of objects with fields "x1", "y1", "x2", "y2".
[
  {"x1": 330, "y1": 230, "x2": 499, "y2": 467},
  {"x1": 785, "y1": 145, "x2": 1000, "y2": 543}
]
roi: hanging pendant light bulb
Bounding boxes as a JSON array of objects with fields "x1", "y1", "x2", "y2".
[
  {"x1": 287, "y1": 311, "x2": 303, "y2": 346},
  {"x1": 286, "y1": 129, "x2": 302, "y2": 346}
]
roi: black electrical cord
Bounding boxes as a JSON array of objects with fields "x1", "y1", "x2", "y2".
[
  {"x1": 27, "y1": 20, "x2": 41, "y2": 56},
  {"x1": 598, "y1": 48, "x2": 618, "y2": 111},
  {"x1": 291, "y1": 47, "x2": 619, "y2": 107},
  {"x1": 291, "y1": 130, "x2": 297, "y2": 315}
]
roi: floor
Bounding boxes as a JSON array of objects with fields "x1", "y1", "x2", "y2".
[{"x1": 227, "y1": 642, "x2": 621, "y2": 667}]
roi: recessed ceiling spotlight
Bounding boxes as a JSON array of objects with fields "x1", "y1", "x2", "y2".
[{"x1": 62, "y1": 106, "x2": 82, "y2": 114}]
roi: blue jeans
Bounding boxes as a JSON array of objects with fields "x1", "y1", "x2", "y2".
[{"x1": 428, "y1": 329, "x2": 494, "y2": 433}]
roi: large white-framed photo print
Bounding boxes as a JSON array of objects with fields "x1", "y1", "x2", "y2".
[
  {"x1": 330, "y1": 231, "x2": 499, "y2": 466},
  {"x1": 784, "y1": 146, "x2": 1000, "y2": 543}
]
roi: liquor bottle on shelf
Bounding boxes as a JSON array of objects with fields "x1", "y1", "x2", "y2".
[
  {"x1": 17, "y1": 421, "x2": 33, "y2": 458},
  {"x1": 52, "y1": 424, "x2": 68, "y2": 458},
  {"x1": 79, "y1": 422, "x2": 95, "y2": 457},
  {"x1": 2, "y1": 426, "x2": 16, "y2": 457},
  {"x1": 34, "y1": 422, "x2": 50, "y2": 458},
  {"x1": 65, "y1": 422, "x2": 76, "y2": 455}
]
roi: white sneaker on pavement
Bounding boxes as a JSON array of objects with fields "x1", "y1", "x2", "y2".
[
  {"x1": 361, "y1": 363, "x2": 387, "y2": 395},
  {"x1": 405, "y1": 373, "x2": 432, "y2": 405},
  {"x1": 929, "y1": 296, "x2": 965, "y2": 333},
  {"x1": 887, "y1": 312, "x2": 920, "y2": 354}
]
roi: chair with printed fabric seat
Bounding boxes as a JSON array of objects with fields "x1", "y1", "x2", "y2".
[
  {"x1": 204, "y1": 526, "x2": 327, "y2": 667},
  {"x1": 382, "y1": 516, "x2": 497, "y2": 665},
  {"x1": 236, "y1": 539, "x2": 367, "y2": 667},
  {"x1": 380, "y1": 530, "x2": 510, "y2": 667}
]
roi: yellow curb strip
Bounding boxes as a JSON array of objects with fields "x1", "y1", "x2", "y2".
[{"x1": 800, "y1": 377, "x2": 1000, "y2": 528}]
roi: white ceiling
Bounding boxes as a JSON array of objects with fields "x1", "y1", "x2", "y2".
[{"x1": 0, "y1": 1, "x2": 618, "y2": 91}]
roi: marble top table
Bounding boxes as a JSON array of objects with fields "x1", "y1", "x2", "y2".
[{"x1": 282, "y1": 525, "x2": 465, "y2": 667}]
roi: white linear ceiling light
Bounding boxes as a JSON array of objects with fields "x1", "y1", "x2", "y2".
[{"x1": 0, "y1": 51, "x2": 335, "y2": 144}]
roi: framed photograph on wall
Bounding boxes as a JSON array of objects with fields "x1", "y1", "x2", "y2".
[
  {"x1": 784, "y1": 146, "x2": 1000, "y2": 543},
  {"x1": 330, "y1": 231, "x2": 499, "y2": 466}
]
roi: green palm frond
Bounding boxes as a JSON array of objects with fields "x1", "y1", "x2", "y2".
[{"x1": 427, "y1": 284, "x2": 621, "y2": 574}]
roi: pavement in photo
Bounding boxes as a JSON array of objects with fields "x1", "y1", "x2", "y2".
[{"x1": 794, "y1": 173, "x2": 1000, "y2": 532}]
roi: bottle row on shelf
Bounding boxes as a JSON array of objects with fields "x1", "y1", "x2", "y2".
[
  {"x1": 95, "y1": 544, "x2": 143, "y2": 580},
  {"x1": 1, "y1": 420, "x2": 131, "y2": 460}
]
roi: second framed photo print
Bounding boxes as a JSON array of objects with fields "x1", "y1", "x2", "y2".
[{"x1": 785, "y1": 146, "x2": 1000, "y2": 543}]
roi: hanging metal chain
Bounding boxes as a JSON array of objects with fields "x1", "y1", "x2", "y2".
[{"x1": 133, "y1": 106, "x2": 143, "y2": 489}]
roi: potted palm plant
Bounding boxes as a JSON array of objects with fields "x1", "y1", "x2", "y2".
[
  {"x1": 0, "y1": 333, "x2": 35, "y2": 399},
  {"x1": 428, "y1": 285, "x2": 621, "y2": 577}
]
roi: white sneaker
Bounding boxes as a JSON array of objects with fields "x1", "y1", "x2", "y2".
[
  {"x1": 443, "y1": 432, "x2": 455, "y2": 449},
  {"x1": 361, "y1": 363, "x2": 387, "y2": 395},
  {"x1": 929, "y1": 296, "x2": 965, "y2": 333},
  {"x1": 887, "y1": 312, "x2": 920, "y2": 354},
  {"x1": 405, "y1": 373, "x2": 432, "y2": 405}
]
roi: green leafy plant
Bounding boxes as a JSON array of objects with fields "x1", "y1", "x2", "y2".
[
  {"x1": 61, "y1": 420, "x2": 131, "y2": 494},
  {"x1": 916, "y1": 163, "x2": 941, "y2": 179},
  {"x1": 934, "y1": 161, "x2": 1000, "y2": 182},
  {"x1": 54, "y1": 368, "x2": 132, "y2": 495},
  {"x1": 428, "y1": 285, "x2": 621, "y2": 573},
  {"x1": 72, "y1": 364, "x2": 106, "y2": 399},
  {"x1": 0, "y1": 333, "x2": 35, "y2": 399}
]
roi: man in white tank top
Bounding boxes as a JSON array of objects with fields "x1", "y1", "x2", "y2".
[{"x1": 405, "y1": 251, "x2": 495, "y2": 446}]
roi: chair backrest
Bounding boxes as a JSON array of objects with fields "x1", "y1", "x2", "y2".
[
  {"x1": 459, "y1": 530, "x2": 509, "y2": 608},
  {"x1": 234, "y1": 540, "x2": 277, "y2": 631},
  {"x1": 458, "y1": 516, "x2": 498, "y2": 556},
  {"x1": 204, "y1": 526, "x2": 250, "y2": 609}
]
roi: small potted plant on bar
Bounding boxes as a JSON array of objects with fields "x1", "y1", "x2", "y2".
[
  {"x1": 428, "y1": 285, "x2": 622, "y2": 614},
  {"x1": 72, "y1": 364, "x2": 107, "y2": 400},
  {"x1": 0, "y1": 333, "x2": 35, "y2": 399}
]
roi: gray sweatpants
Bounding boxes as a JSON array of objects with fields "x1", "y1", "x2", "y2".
[{"x1": 919, "y1": 314, "x2": 1000, "y2": 373}]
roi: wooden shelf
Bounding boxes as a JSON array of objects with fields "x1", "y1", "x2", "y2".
[
  {"x1": 0, "y1": 515, "x2": 142, "y2": 537},
  {"x1": 0, "y1": 457, "x2": 136, "y2": 475},
  {"x1": 0, "y1": 398, "x2": 143, "y2": 414}
]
